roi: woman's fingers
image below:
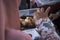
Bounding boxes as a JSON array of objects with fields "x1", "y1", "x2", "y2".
[
  {"x1": 45, "y1": 7, "x2": 51, "y2": 16},
  {"x1": 34, "y1": 7, "x2": 51, "y2": 20},
  {"x1": 39, "y1": 7, "x2": 51, "y2": 18},
  {"x1": 45, "y1": 7, "x2": 51, "y2": 14},
  {"x1": 34, "y1": 12, "x2": 40, "y2": 21},
  {"x1": 40, "y1": 8, "x2": 45, "y2": 14},
  {"x1": 36, "y1": 8, "x2": 45, "y2": 18}
]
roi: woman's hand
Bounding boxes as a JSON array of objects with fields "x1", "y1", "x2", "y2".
[{"x1": 33, "y1": 7, "x2": 51, "y2": 21}]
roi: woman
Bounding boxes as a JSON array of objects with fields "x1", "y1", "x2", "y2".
[{"x1": 34, "y1": 7, "x2": 60, "y2": 40}]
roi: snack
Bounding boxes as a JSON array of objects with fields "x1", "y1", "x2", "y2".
[{"x1": 20, "y1": 16, "x2": 36, "y2": 30}]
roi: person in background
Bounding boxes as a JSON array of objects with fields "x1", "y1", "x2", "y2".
[
  {"x1": 34, "y1": 7, "x2": 60, "y2": 40},
  {"x1": 31, "y1": 0, "x2": 60, "y2": 35}
]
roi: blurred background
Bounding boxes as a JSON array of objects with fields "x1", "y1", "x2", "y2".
[{"x1": 19, "y1": 0, "x2": 60, "y2": 36}]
